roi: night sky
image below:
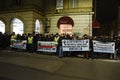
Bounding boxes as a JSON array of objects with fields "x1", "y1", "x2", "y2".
[{"x1": 96, "y1": 0, "x2": 120, "y2": 25}]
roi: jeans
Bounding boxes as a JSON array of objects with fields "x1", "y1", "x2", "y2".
[{"x1": 58, "y1": 46, "x2": 63, "y2": 58}]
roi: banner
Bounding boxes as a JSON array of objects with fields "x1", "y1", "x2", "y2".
[
  {"x1": 37, "y1": 41, "x2": 57, "y2": 52},
  {"x1": 62, "y1": 39, "x2": 90, "y2": 51},
  {"x1": 10, "y1": 39, "x2": 17, "y2": 45},
  {"x1": 10, "y1": 40, "x2": 27, "y2": 49},
  {"x1": 93, "y1": 40, "x2": 115, "y2": 53}
]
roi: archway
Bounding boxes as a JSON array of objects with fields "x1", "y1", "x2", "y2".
[
  {"x1": 35, "y1": 19, "x2": 41, "y2": 34},
  {"x1": 0, "y1": 20, "x2": 5, "y2": 33},
  {"x1": 11, "y1": 18, "x2": 24, "y2": 35}
]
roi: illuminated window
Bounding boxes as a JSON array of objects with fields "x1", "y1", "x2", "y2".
[
  {"x1": 35, "y1": 19, "x2": 41, "y2": 34},
  {"x1": 11, "y1": 18, "x2": 24, "y2": 35},
  {"x1": 0, "y1": 20, "x2": 5, "y2": 33},
  {"x1": 69, "y1": 0, "x2": 78, "y2": 8},
  {"x1": 56, "y1": 0, "x2": 63, "y2": 9},
  {"x1": 60, "y1": 24, "x2": 73, "y2": 34}
]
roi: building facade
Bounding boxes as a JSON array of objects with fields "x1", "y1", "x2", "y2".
[
  {"x1": 118, "y1": 6, "x2": 120, "y2": 36},
  {"x1": 0, "y1": 0, "x2": 93, "y2": 36}
]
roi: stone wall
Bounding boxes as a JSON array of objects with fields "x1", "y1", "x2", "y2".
[
  {"x1": 46, "y1": 12, "x2": 92, "y2": 36},
  {"x1": 0, "y1": 11, "x2": 44, "y2": 34}
]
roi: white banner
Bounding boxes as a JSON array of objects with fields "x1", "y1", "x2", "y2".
[
  {"x1": 10, "y1": 40, "x2": 27, "y2": 49},
  {"x1": 93, "y1": 40, "x2": 115, "y2": 53},
  {"x1": 62, "y1": 39, "x2": 90, "y2": 51},
  {"x1": 37, "y1": 41, "x2": 57, "y2": 52}
]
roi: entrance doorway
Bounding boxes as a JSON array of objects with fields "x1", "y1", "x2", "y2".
[
  {"x1": 35, "y1": 19, "x2": 41, "y2": 34},
  {"x1": 11, "y1": 18, "x2": 24, "y2": 35},
  {"x1": 57, "y1": 16, "x2": 74, "y2": 34},
  {"x1": 59, "y1": 24, "x2": 72, "y2": 34},
  {"x1": 0, "y1": 20, "x2": 5, "y2": 33}
]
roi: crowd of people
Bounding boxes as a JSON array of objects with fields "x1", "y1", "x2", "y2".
[
  {"x1": 0, "y1": 31, "x2": 120, "y2": 59},
  {"x1": 0, "y1": 32, "x2": 11, "y2": 48}
]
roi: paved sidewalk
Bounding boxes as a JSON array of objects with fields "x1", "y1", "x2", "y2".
[
  {"x1": 1, "y1": 49, "x2": 120, "y2": 80},
  {"x1": 0, "y1": 50, "x2": 69, "y2": 72}
]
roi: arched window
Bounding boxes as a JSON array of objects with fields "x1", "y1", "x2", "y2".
[
  {"x1": 0, "y1": 20, "x2": 5, "y2": 33},
  {"x1": 69, "y1": 0, "x2": 78, "y2": 8},
  {"x1": 35, "y1": 19, "x2": 41, "y2": 34},
  {"x1": 11, "y1": 18, "x2": 24, "y2": 35},
  {"x1": 56, "y1": 0, "x2": 63, "y2": 9}
]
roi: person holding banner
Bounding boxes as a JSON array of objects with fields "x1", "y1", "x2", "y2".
[
  {"x1": 58, "y1": 34, "x2": 64, "y2": 58},
  {"x1": 54, "y1": 33, "x2": 60, "y2": 56},
  {"x1": 82, "y1": 34, "x2": 90, "y2": 59},
  {"x1": 11, "y1": 32, "x2": 17, "y2": 40},
  {"x1": 10, "y1": 32, "x2": 17, "y2": 50},
  {"x1": 91, "y1": 36, "x2": 97, "y2": 59}
]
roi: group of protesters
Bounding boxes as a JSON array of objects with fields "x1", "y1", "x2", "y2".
[
  {"x1": 0, "y1": 32, "x2": 11, "y2": 48},
  {"x1": 1, "y1": 31, "x2": 120, "y2": 59}
]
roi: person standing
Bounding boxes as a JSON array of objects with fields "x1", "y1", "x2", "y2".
[
  {"x1": 26, "y1": 34, "x2": 33, "y2": 53},
  {"x1": 11, "y1": 32, "x2": 17, "y2": 40},
  {"x1": 54, "y1": 33, "x2": 60, "y2": 56},
  {"x1": 58, "y1": 34, "x2": 64, "y2": 58},
  {"x1": 10, "y1": 32, "x2": 17, "y2": 50}
]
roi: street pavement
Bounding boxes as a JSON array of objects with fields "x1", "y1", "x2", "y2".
[{"x1": 0, "y1": 49, "x2": 120, "y2": 80}]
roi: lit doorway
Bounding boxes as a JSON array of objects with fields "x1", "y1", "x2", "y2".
[
  {"x1": 57, "y1": 16, "x2": 74, "y2": 34},
  {"x1": 59, "y1": 24, "x2": 73, "y2": 34},
  {"x1": 0, "y1": 20, "x2": 5, "y2": 34},
  {"x1": 35, "y1": 19, "x2": 41, "y2": 34},
  {"x1": 11, "y1": 18, "x2": 24, "y2": 35}
]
